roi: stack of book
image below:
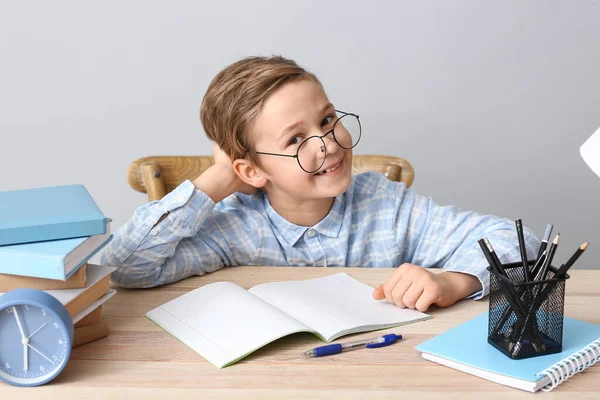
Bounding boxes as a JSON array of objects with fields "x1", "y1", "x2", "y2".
[{"x1": 0, "y1": 184, "x2": 116, "y2": 348}]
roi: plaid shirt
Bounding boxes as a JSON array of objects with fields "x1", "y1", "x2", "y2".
[{"x1": 100, "y1": 172, "x2": 540, "y2": 299}]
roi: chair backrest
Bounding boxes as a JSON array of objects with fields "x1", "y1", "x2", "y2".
[{"x1": 127, "y1": 155, "x2": 415, "y2": 202}]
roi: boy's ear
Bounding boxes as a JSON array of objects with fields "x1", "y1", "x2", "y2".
[{"x1": 232, "y1": 159, "x2": 267, "y2": 188}]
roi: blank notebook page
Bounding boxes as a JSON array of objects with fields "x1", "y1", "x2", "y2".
[
  {"x1": 146, "y1": 282, "x2": 309, "y2": 368},
  {"x1": 249, "y1": 272, "x2": 430, "y2": 340}
]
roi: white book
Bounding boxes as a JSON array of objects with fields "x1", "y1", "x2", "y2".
[
  {"x1": 1, "y1": 264, "x2": 117, "y2": 322},
  {"x1": 72, "y1": 289, "x2": 116, "y2": 325},
  {"x1": 146, "y1": 272, "x2": 430, "y2": 368}
]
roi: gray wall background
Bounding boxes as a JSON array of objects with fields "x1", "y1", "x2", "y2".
[{"x1": 1, "y1": 1, "x2": 599, "y2": 269}]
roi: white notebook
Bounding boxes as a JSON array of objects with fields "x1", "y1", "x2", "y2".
[
  {"x1": 0, "y1": 264, "x2": 116, "y2": 325},
  {"x1": 146, "y1": 272, "x2": 430, "y2": 368}
]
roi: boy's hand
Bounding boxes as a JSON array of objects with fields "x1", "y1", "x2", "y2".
[
  {"x1": 372, "y1": 264, "x2": 482, "y2": 312},
  {"x1": 192, "y1": 142, "x2": 257, "y2": 202}
]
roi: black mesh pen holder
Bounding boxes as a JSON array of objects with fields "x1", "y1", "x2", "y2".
[{"x1": 487, "y1": 261, "x2": 568, "y2": 360}]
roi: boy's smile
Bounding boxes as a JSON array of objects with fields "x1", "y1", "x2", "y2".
[
  {"x1": 313, "y1": 155, "x2": 344, "y2": 176},
  {"x1": 247, "y1": 79, "x2": 354, "y2": 226}
]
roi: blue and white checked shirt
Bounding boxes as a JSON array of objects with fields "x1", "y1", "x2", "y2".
[{"x1": 100, "y1": 172, "x2": 540, "y2": 299}]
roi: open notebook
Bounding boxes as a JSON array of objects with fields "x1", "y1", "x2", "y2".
[
  {"x1": 415, "y1": 312, "x2": 600, "y2": 392},
  {"x1": 146, "y1": 272, "x2": 430, "y2": 368}
]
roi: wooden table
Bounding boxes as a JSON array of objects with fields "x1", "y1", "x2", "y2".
[{"x1": 1, "y1": 267, "x2": 599, "y2": 399}]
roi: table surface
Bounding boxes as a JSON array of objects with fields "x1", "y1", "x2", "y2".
[{"x1": 1, "y1": 267, "x2": 599, "y2": 399}]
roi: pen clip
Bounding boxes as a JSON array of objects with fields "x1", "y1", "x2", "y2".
[{"x1": 365, "y1": 334, "x2": 402, "y2": 349}]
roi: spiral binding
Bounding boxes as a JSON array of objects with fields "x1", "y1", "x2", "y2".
[{"x1": 537, "y1": 338, "x2": 600, "y2": 391}]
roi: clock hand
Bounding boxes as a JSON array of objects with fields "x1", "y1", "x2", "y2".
[
  {"x1": 24, "y1": 323, "x2": 48, "y2": 370},
  {"x1": 23, "y1": 342, "x2": 28, "y2": 371},
  {"x1": 12, "y1": 306, "x2": 27, "y2": 339},
  {"x1": 12, "y1": 306, "x2": 30, "y2": 371},
  {"x1": 27, "y1": 343, "x2": 55, "y2": 365},
  {"x1": 27, "y1": 323, "x2": 47, "y2": 339}
]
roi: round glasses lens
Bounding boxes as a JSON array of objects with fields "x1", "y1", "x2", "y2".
[
  {"x1": 333, "y1": 112, "x2": 361, "y2": 149},
  {"x1": 297, "y1": 136, "x2": 326, "y2": 173}
]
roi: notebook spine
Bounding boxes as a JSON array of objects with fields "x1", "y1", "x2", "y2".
[{"x1": 537, "y1": 338, "x2": 600, "y2": 392}]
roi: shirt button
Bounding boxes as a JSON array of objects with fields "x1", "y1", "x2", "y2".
[
  {"x1": 307, "y1": 229, "x2": 316, "y2": 238},
  {"x1": 150, "y1": 228, "x2": 158, "y2": 236}
]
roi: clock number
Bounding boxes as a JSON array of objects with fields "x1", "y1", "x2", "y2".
[
  {"x1": 41, "y1": 309, "x2": 47, "y2": 316},
  {"x1": 53, "y1": 355, "x2": 58, "y2": 362},
  {"x1": 58, "y1": 339, "x2": 64, "y2": 345},
  {"x1": 53, "y1": 322, "x2": 59, "y2": 329},
  {"x1": 6, "y1": 307, "x2": 13, "y2": 314},
  {"x1": 4, "y1": 363, "x2": 10, "y2": 369},
  {"x1": 40, "y1": 365, "x2": 45, "y2": 372}
]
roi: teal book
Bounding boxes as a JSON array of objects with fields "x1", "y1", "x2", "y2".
[
  {"x1": 415, "y1": 312, "x2": 600, "y2": 392},
  {"x1": 0, "y1": 221, "x2": 112, "y2": 280},
  {"x1": 0, "y1": 184, "x2": 108, "y2": 246}
]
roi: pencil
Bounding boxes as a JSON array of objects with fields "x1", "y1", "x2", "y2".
[
  {"x1": 536, "y1": 224, "x2": 553, "y2": 261},
  {"x1": 478, "y1": 239, "x2": 502, "y2": 276},
  {"x1": 484, "y1": 238, "x2": 507, "y2": 277},
  {"x1": 531, "y1": 251, "x2": 548, "y2": 281},
  {"x1": 515, "y1": 219, "x2": 531, "y2": 282},
  {"x1": 539, "y1": 234, "x2": 560, "y2": 280},
  {"x1": 555, "y1": 242, "x2": 589, "y2": 278}
]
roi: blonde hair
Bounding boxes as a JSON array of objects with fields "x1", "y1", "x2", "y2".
[{"x1": 200, "y1": 56, "x2": 321, "y2": 161}]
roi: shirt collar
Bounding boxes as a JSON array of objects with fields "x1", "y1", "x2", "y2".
[
  {"x1": 263, "y1": 192, "x2": 346, "y2": 247},
  {"x1": 313, "y1": 193, "x2": 345, "y2": 238}
]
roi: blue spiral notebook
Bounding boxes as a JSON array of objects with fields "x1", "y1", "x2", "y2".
[
  {"x1": 415, "y1": 312, "x2": 600, "y2": 392},
  {"x1": 0, "y1": 184, "x2": 108, "y2": 246}
]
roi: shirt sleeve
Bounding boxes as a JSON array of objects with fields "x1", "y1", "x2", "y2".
[
  {"x1": 99, "y1": 180, "x2": 261, "y2": 288},
  {"x1": 393, "y1": 184, "x2": 540, "y2": 300}
]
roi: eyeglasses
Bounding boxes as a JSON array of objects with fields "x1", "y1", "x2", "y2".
[{"x1": 249, "y1": 110, "x2": 361, "y2": 173}]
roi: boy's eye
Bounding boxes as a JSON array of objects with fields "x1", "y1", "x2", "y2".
[
  {"x1": 288, "y1": 135, "x2": 303, "y2": 146},
  {"x1": 321, "y1": 116, "x2": 334, "y2": 127}
]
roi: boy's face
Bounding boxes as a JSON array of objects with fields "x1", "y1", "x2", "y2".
[{"x1": 249, "y1": 79, "x2": 353, "y2": 203}]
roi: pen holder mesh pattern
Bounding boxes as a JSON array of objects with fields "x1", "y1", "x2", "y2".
[{"x1": 487, "y1": 261, "x2": 568, "y2": 360}]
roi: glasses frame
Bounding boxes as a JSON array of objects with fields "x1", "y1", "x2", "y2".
[{"x1": 249, "y1": 110, "x2": 361, "y2": 174}]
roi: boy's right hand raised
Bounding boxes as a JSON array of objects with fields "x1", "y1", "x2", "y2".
[{"x1": 192, "y1": 142, "x2": 257, "y2": 203}]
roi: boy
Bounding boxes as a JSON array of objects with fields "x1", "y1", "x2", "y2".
[{"x1": 100, "y1": 56, "x2": 539, "y2": 312}]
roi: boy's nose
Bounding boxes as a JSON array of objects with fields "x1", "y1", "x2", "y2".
[{"x1": 322, "y1": 131, "x2": 339, "y2": 154}]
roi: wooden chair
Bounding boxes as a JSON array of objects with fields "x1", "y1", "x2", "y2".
[{"x1": 127, "y1": 155, "x2": 415, "y2": 202}]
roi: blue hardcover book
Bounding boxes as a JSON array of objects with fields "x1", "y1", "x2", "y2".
[
  {"x1": 0, "y1": 221, "x2": 112, "y2": 280},
  {"x1": 415, "y1": 312, "x2": 600, "y2": 392},
  {"x1": 0, "y1": 184, "x2": 108, "y2": 246}
]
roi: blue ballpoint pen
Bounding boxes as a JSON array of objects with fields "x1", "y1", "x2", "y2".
[{"x1": 300, "y1": 333, "x2": 402, "y2": 357}]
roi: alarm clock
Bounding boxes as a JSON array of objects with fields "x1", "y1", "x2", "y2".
[{"x1": 0, "y1": 288, "x2": 74, "y2": 387}]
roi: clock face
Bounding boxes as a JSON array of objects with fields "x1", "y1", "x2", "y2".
[{"x1": 0, "y1": 303, "x2": 70, "y2": 386}]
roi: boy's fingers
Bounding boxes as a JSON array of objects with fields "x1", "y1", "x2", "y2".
[
  {"x1": 373, "y1": 285, "x2": 385, "y2": 300},
  {"x1": 402, "y1": 284, "x2": 424, "y2": 309},
  {"x1": 382, "y1": 271, "x2": 403, "y2": 302},
  {"x1": 390, "y1": 277, "x2": 412, "y2": 308},
  {"x1": 415, "y1": 290, "x2": 437, "y2": 312}
]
